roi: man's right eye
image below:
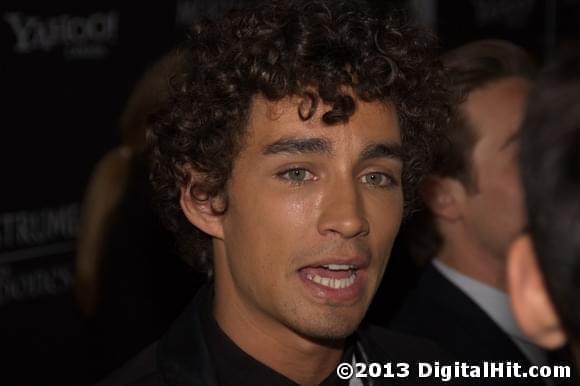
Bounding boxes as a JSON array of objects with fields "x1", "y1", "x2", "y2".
[{"x1": 277, "y1": 168, "x2": 315, "y2": 184}]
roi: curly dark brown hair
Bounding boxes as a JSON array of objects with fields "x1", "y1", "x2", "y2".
[{"x1": 148, "y1": 0, "x2": 451, "y2": 275}]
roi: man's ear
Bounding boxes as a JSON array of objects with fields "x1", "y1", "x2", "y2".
[
  {"x1": 179, "y1": 169, "x2": 225, "y2": 240},
  {"x1": 420, "y1": 176, "x2": 465, "y2": 221},
  {"x1": 507, "y1": 235, "x2": 567, "y2": 349}
]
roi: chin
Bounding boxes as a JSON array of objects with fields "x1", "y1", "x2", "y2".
[{"x1": 291, "y1": 309, "x2": 363, "y2": 342}]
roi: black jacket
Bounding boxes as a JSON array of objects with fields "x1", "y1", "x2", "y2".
[{"x1": 98, "y1": 286, "x2": 467, "y2": 386}]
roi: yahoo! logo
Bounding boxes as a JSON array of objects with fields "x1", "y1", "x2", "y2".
[{"x1": 4, "y1": 11, "x2": 119, "y2": 57}]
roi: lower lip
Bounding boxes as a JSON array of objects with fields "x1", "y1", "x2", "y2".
[{"x1": 298, "y1": 268, "x2": 366, "y2": 303}]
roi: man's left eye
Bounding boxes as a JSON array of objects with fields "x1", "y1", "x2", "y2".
[{"x1": 361, "y1": 172, "x2": 394, "y2": 187}]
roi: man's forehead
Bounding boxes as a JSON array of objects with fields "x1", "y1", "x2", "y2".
[
  {"x1": 463, "y1": 76, "x2": 531, "y2": 145},
  {"x1": 245, "y1": 95, "x2": 401, "y2": 146}
]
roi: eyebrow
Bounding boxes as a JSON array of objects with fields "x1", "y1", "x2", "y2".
[
  {"x1": 360, "y1": 143, "x2": 403, "y2": 162},
  {"x1": 262, "y1": 137, "x2": 333, "y2": 155},
  {"x1": 262, "y1": 136, "x2": 403, "y2": 162}
]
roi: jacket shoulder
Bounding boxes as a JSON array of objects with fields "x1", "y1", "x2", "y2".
[{"x1": 95, "y1": 343, "x2": 160, "y2": 386}]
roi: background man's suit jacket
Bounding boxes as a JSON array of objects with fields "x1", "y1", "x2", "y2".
[{"x1": 388, "y1": 263, "x2": 571, "y2": 386}]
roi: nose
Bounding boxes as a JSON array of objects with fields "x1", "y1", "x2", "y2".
[{"x1": 317, "y1": 180, "x2": 369, "y2": 239}]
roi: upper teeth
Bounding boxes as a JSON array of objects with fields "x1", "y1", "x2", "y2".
[
  {"x1": 323, "y1": 264, "x2": 355, "y2": 270},
  {"x1": 306, "y1": 271, "x2": 357, "y2": 289}
]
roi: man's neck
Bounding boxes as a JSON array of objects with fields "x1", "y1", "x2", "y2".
[
  {"x1": 437, "y1": 237, "x2": 507, "y2": 291},
  {"x1": 213, "y1": 283, "x2": 344, "y2": 385}
]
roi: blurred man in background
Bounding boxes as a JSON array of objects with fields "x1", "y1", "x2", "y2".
[{"x1": 389, "y1": 40, "x2": 547, "y2": 372}]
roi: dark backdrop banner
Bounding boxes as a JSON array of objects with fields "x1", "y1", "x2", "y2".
[
  {"x1": 0, "y1": 1, "x2": 246, "y2": 385},
  {"x1": 1, "y1": 1, "x2": 173, "y2": 305},
  {"x1": 0, "y1": 0, "x2": 250, "y2": 305}
]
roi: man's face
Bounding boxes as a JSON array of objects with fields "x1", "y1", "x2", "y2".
[
  {"x1": 215, "y1": 96, "x2": 403, "y2": 340},
  {"x1": 461, "y1": 76, "x2": 531, "y2": 260}
]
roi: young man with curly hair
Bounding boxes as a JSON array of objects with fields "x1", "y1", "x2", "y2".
[{"x1": 99, "y1": 1, "x2": 453, "y2": 385}]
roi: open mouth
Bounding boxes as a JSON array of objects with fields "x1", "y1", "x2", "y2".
[{"x1": 298, "y1": 257, "x2": 368, "y2": 302}]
